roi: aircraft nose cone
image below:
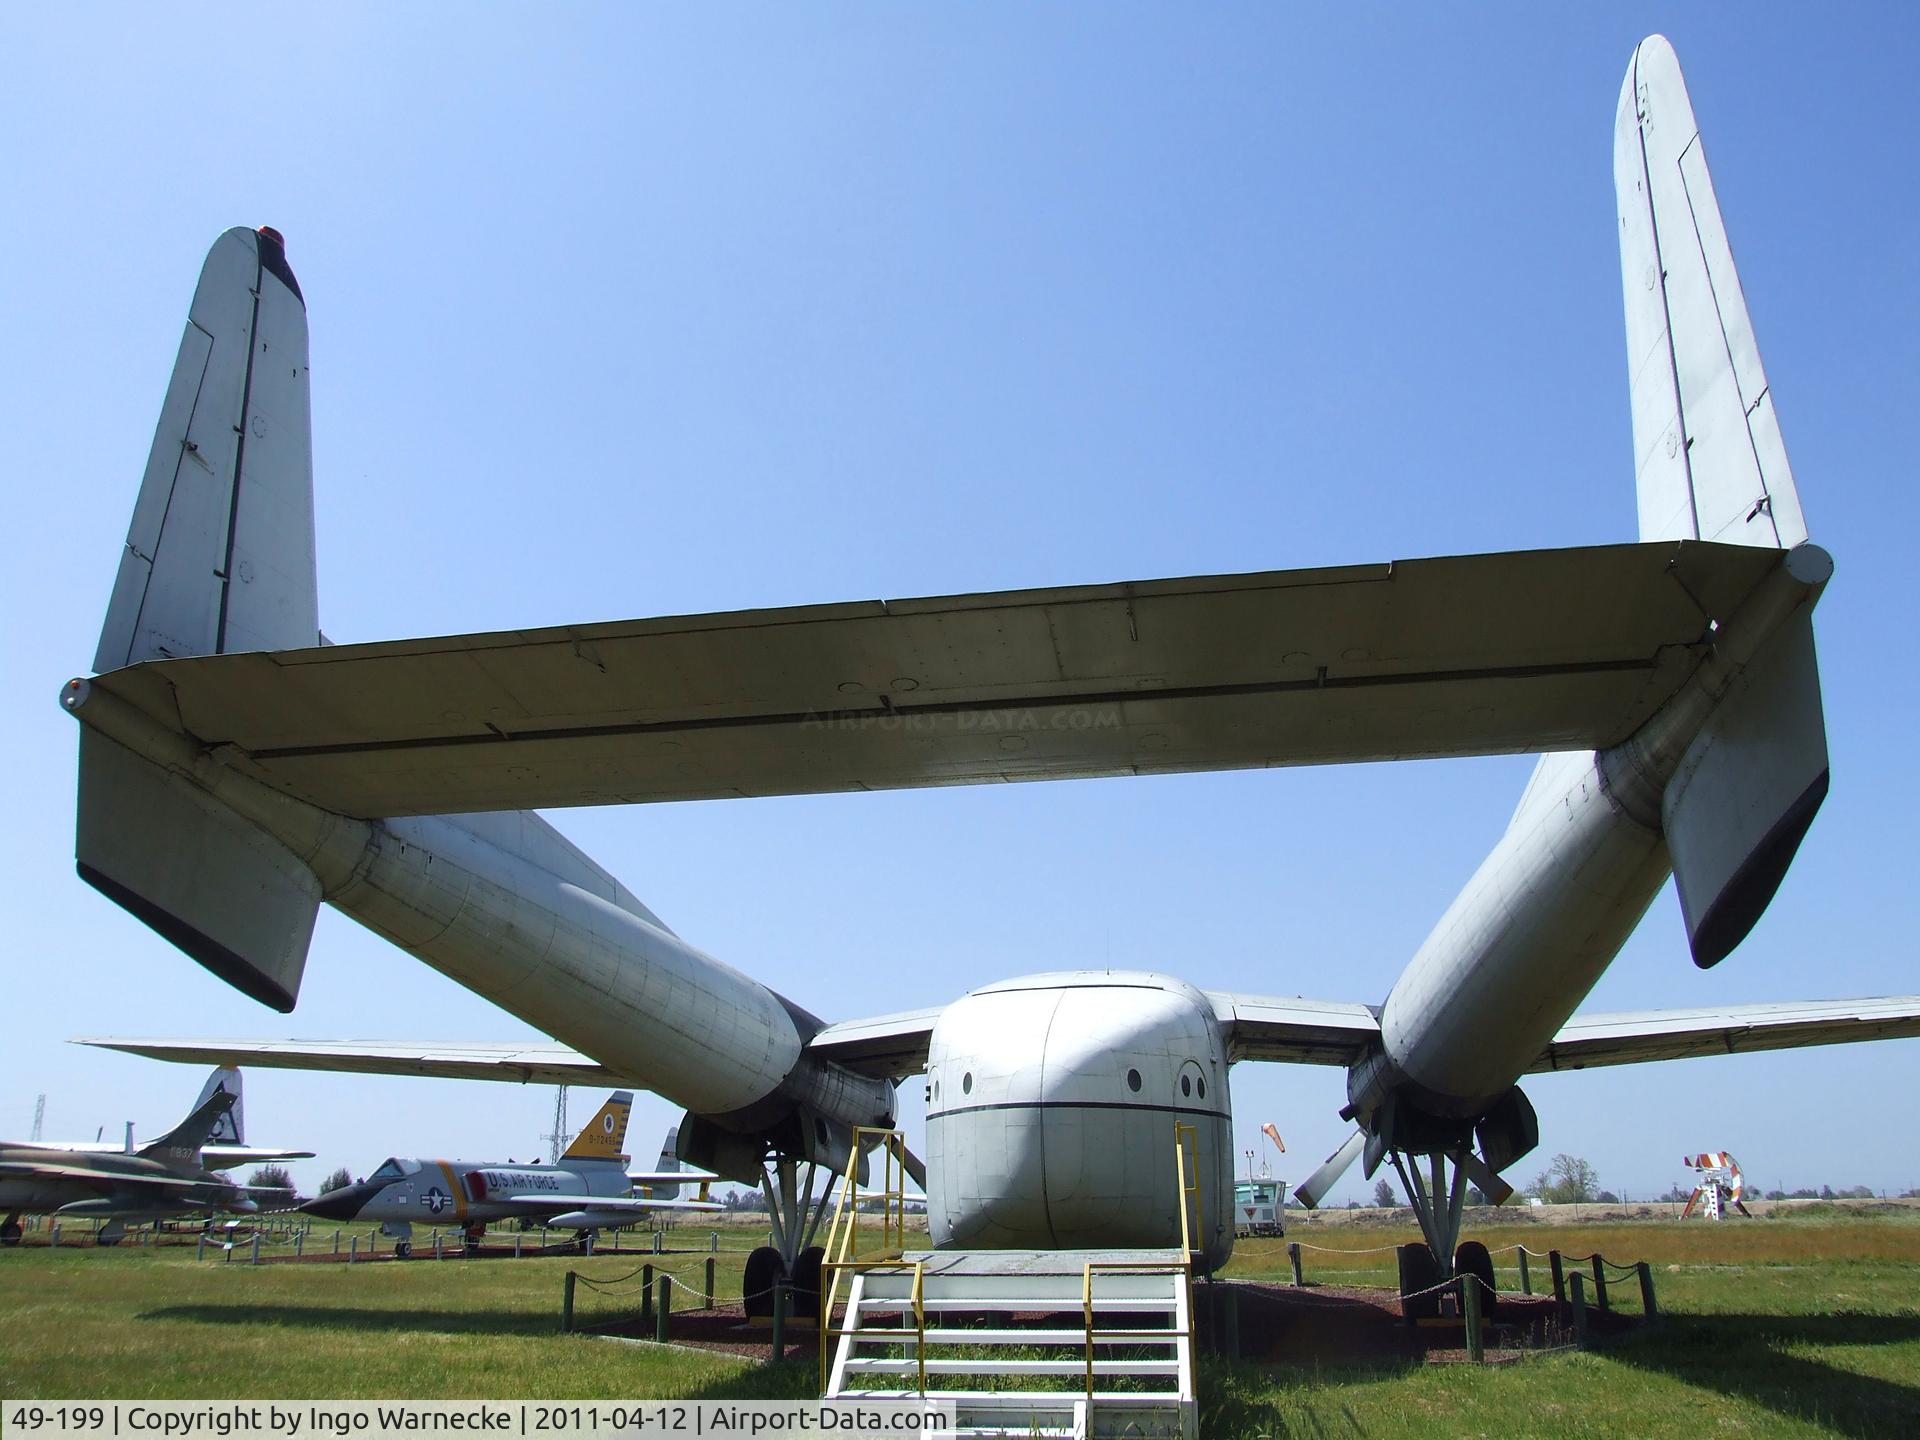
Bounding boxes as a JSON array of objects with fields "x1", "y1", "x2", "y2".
[{"x1": 301, "y1": 1181, "x2": 382, "y2": 1221}]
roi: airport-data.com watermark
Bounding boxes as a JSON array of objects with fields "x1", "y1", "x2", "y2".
[
  {"x1": 0, "y1": 1401, "x2": 958, "y2": 1440},
  {"x1": 799, "y1": 706, "x2": 1123, "y2": 734}
]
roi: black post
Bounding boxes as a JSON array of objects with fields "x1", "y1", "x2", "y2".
[
  {"x1": 705, "y1": 1256, "x2": 717, "y2": 1307},
  {"x1": 655, "y1": 1274, "x2": 671, "y2": 1343},
  {"x1": 562, "y1": 1272, "x2": 576, "y2": 1333},
  {"x1": 1591, "y1": 1254, "x2": 1608, "y2": 1311},
  {"x1": 1517, "y1": 1247, "x2": 1531, "y2": 1295},
  {"x1": 1461, "y1": 1277, "x2": 1484, "y2": 1364},
  {"x1": 641, "y1": 1263, "x2": 655, "y2": 1326},
  {"x1": 1548, "y1": 1250, "x2": 1565, "y2": 1304},
  {"x1": 1288, "y1": 1242, "x2": 1304, "y2": 1287},
  {"x1": 771, "y1": 1283, "x2": 788, "y2": 1361},
  {"x1": 1637, "y1": 1261, "x2": 1658, "y2": 1318},
  {"x1": 1569, "y1": 1273, "x2": 1588, "y2": 1349}
]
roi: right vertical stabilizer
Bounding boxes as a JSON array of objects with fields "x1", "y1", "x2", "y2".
[{"x1": 1615, "y1": 35, "x2": 1807, "y2": 548}]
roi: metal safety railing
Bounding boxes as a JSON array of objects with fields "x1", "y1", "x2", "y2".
[
  {"x1": 818, "y1": 1127, "x2": 923, "y2": 1397},
  {"x1": 1076, "y1": 1121, "x2": 1200, "y2": 1402}
]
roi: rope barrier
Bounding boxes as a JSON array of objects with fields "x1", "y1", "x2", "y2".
[{"x1": 1289, "y1": 1241, "x2": 1410, "y2": 1256}]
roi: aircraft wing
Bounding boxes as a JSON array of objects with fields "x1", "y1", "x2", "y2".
[
  {"x1": 74, "y1": 1038, "x2": 625, "y2": 1087},
  {"x1": 0, "y1": 1161, "x2": 218, "y2": 1191},
  {"x1": 1527, "y1": 997, "x2": 1920, "y2": 1071},
  {"x1": 17, "y1": 1141, "x2": 313, "y2": 1170},
  {"x1": 87, "y1": 540, "x2": 1779, "y2": 818},
  {"x1": 488, "y1": 1194, "x2": 724, "y2": 1214},
  {"x1": 1208, "y1": 993, "x2": 1384, "y2": 1065},
  {"x1": 805, "y1": 1008, "x2": 945, "y2": 1079}
]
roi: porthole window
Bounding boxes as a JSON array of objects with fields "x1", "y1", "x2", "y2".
[
  {"x1": 962, "y1": 1072, "x2": 973, "y2": 1095},
  {"x1": 1126, "y1": 1069, "x2": 1142, "y2": 1093},
  {"x1": 1197, "y1": 1077, "x2": 1207, "y2": 1099},
  {"x1": 1181, "y1": 1074, "x2": 1192, "y2": 1097}
]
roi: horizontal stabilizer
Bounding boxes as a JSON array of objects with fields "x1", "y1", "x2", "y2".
[
  {"x1": 95, "y1": 540, "x2": 1783, "y2": 817},
  {"x1": 76, "y1": 730, "x2": 319, "y2": 1012},
  {"x1": 73, "y1": 1036, "x2": 623, "y2": 1087}
]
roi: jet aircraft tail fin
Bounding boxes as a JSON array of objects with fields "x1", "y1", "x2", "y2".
[
  {"x1": 1614, "y1": 36, "x2": 1828, "y2": 967},
  {"x1": 562, "y1": 1091, "x2": 634, "y2": 1163},
  {"x1": 187, "y1": 1067, "x2": 245, "y2": 1146},
  {"x1": 77, "y1": 228, "x2": 324, "y2": 1013},
  {"x1": 139, "y1": 1074, "x2": 239, "y2": 1164},
  {"x1": 639, "y1": 1126, "x2": 684, "y2": 1198}
]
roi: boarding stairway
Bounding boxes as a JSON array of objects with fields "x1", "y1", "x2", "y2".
[{"x1": 818, "y1": 1129, "x2": 1200, "y2": 1440}]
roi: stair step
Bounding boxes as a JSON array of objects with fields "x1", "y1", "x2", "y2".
[
  {"x1": 836, "y1": 1388, "x2": 1183, "y2": 1406},
  {"x1": 856, "y1": 1296, "x2": 1176, "y2": 1313},
  {"x1": 844, "y1": 1327, "x2": 1178, "y2": 1346},
  {"x1": 844, "y1": 1357, "x2": 1178, "y2": 1377}
]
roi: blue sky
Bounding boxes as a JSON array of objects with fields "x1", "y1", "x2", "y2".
[{"x1": 1, "y1": 6, "x2": 1915, "y2": 1205}]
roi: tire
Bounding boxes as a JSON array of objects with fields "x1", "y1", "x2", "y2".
[
  {"x1": 1453, "y1": 1240, "x2": 1497, "y2": 1321},
  {"x1": 743, "y1": 1245, "x2": 787, "y2": 1319},
  {"x1": 789, "y1": 1246, "x2": 825, "y2": 1319},
  {"x1": 1397, "y1": 1242, "x2": 1442, "y2": 1323},
  {"x1": 394, "y1": 1241, "x2": 412, "y2": 1260}
]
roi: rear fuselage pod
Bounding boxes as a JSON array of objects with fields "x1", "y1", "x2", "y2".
[{"x1": 924, "y1": 971, "x2": 1235, "y2": 1272}]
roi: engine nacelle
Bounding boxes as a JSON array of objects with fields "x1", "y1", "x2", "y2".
[{"x1": 924, "y1": 971, "x2": 1235, "y2": 1272}]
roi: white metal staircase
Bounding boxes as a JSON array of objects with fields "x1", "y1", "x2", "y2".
[{"x1": 823, "y1": 1246, "x2": 1196, "y2": 1439}]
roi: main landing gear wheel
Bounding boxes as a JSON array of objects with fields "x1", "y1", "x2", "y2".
[
  {"x1": 394, "y1": 1241, "x2": 412, "y2": 1259},
  {"x1": 1454, "y1": 1240, "x2": 1498, "y2": 1320},
  {"x1": 1397, "y1": 1242, "x2": 1442, "y2": 1323},
  {"x1": 788, "y1": 1246, "x2": 825, "y2": 1320},
  {"x1": 2, "y1": 1216, "x2": 24, "y2": 1247},
  {"x1": 743, "y1": 1246, "x2": 786, "y2": 1319}
]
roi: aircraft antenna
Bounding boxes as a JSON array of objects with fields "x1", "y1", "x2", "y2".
[
  {"x1": 30, "y1": 1094, "x2": 45, "y2": 1142},
  {"x1": 543, "y1": 1085, "x2": 571, "y2": 1163}
]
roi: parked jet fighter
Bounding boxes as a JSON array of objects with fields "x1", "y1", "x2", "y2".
[
  {"x1": 301, "y1": 1093, "x2": 718, "y2": 1256},
  {"x1": 66, "y1": 37, "x2": 1920, "y2": 1291},
  {"x1": 0, "y1": 1069, "x2": 278, "y2": 1245}
]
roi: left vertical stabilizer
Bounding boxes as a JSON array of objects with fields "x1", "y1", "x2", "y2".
[{"x1": 96, "y1": 226, "x2": 317, "y2": 670}]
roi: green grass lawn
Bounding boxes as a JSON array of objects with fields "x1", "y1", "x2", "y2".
[{"x1": 3, "y1": 1213, "x2": 1916, "y2": 1437}]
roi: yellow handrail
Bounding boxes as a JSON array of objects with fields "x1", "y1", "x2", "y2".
[{"x1": 818, "y1": 1127, "x2": 914, "y2": 1397}]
